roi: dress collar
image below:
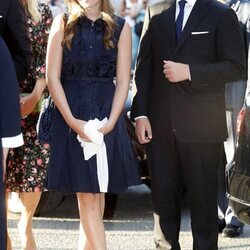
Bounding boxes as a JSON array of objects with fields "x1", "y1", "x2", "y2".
[{"x1": 77, "y1": 14, "x2": 103, "y2": 25}]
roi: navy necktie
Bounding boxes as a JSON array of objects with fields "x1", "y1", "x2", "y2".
[{"x1": 176, "y1": 0, "x2": 186, "y2": 41}]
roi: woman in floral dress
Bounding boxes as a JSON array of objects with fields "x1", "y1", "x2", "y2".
[{"x1": 5, "y1": 1, "x2": 53, "y2": 249}]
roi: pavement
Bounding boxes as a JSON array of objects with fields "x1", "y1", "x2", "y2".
[{"x1": 8, "y1": 184, "x2": 250, "y2": 250}]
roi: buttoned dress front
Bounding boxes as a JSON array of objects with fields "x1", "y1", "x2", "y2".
[{"x1": 46, "y1": 15, "x2": 141, "y2": 193}]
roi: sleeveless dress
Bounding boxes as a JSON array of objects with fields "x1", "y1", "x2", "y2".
[{"x1": 46, "y1": 15, "x2": 141, "y2": 193}]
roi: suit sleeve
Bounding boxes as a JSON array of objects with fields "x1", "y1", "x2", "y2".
[
  {"x1": 190, "y1": 8, "x2": 246, "y2": 88},
  {"x1": 131, "y1": 19, "x2": 154, "y2": 120},
  {"x1": 0, "y1": 38, "x2": 22, "y2": 140},
  {"x1": 5, "y1": 0, "x2": 32, "y2": 82}
]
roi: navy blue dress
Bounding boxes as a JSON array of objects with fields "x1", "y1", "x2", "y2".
[{"x1": 46, "y1": 15, "x2": 141, "y2": 193}]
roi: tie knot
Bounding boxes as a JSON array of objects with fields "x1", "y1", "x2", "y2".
[{"x1": 178, "y1": 0, "x2": 186, "y2": 10}]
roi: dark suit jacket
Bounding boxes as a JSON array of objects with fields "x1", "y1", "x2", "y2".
[
  {"x1": 0, "y1": 36, "x2": 22, "y2": 250},
  {"x1": 0, "y1": 0, "x2": 32, "y2": 82},
  {"x1": 131, "y1": 0, "x2": 246, "y2": 143}
]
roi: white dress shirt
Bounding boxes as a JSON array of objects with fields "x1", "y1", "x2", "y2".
[{"x1": 175, "y1": 0, "x2": 197, "y2": 30}]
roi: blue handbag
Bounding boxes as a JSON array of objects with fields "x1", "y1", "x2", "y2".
[{"x1": 37, "y1": 96, "x2": 54, "y2": 144}]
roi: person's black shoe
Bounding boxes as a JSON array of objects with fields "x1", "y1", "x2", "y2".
[
  {"x1": 222, "y1": 224, "x2": 243, "y2": 238},
  {"x1": 218, "y1": 219, "x2": 226, "y2": 233}
]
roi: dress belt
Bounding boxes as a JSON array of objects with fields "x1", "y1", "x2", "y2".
[{"x1": 61, "y1": 76, "x2": 114, "y2": 83}]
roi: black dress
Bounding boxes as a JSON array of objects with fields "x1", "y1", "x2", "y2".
[{"x1": 46, "y1": 15, "x2": 141, "y2": 193}]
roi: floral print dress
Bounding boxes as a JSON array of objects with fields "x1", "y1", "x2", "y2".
[{"x1": 5, "y1": 3, "x2": 53, "y2": 192}]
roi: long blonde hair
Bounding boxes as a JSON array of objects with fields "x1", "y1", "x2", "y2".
[
  {"x1": 22, "y1": 0, "x2": 42, "y2": 23},
  {"x1": 63, "y1": 0, "x2": 116, "y2": 49}
]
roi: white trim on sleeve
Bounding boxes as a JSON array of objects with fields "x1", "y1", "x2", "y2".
[{"x1": 2, "y1": 133, "x2": 24, "y2": 148}]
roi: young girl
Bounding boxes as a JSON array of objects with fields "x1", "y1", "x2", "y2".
[{"x1": 46, "y1": 0, "x2": 141, "y2": 249}]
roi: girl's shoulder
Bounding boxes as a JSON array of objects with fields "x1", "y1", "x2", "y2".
[
  {"x1": 112, "y1": 15, "x2": 127, "y2": 43},
  {"x1": 114, "y1": 15, "x2": 126, "y2": 29},
  {"x1": 113, "y1": 15, "x2": 126, "y2": 36}
]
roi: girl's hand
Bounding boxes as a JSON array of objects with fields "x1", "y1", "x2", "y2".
[
  {"x1": 99, "y1": 122, "x2": 114, "y2": 136},
  {"x1": 20, "y1": 93, "x2": 39, "y2": 117},
  {"x1": 69, "y1": 118, "x2": 92, "y2": 142}
]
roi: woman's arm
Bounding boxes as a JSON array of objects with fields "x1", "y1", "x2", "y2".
[
  {"x1": 46, "y1": 15, "x2": 87, "y2": 139},
  {"x1": 2, "y1": 148, "x2": 9, "y2": 178},
  {"x1": 101, "y1": 22, "x2": 132, "y2": 135},
  {"x1": 21, "y1": 5, "x2": 53, "y2": 117},
  {"x1": 20, "y1": 78, "x2": 47, "y2": 117}
]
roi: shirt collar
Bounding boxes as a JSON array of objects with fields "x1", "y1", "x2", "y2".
[{"x1": 177, "y1": 0, "x2": 197, "y2": 8}]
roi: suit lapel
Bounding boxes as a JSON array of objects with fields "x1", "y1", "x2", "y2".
[{"x1": 174, "y1": 0, "x2": 210, "y2": 54}]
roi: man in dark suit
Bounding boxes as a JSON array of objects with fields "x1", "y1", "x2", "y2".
[
  {"x1": 0, "y1": 0, "x2": 32, "y2": 82},
  {"x1": 131, "y1": 0, "x2": 246, "y2": 248},
  {"x1": 0, "y1": 36, "x2": 23, "y2": 250}
]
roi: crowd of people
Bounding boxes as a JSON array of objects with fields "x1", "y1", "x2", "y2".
[{"x1": 0, "y1": 0, "x2": 249, "y2": 250}]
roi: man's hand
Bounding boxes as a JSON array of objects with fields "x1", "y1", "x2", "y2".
[
  {"x1": 163, "y1": 60, "x2": 190, "y2": 82},
  {"x1": 135, "y1": 117, "x2": 152, "y2": 144}
]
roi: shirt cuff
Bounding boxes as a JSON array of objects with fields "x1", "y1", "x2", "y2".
[
  {"x1": 2, "y1": 133, "x2": 24, "y2": 148},
  {"x1": 134, "y1": 116, "x2": 148, "y2": 120},
  {"x1": 246, "y1": 94, "x2": 250, "y2": 107}
]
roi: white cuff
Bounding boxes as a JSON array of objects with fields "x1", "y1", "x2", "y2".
[
  {"x1": 134, "y1": 116, "x2": 148, "y2": 120},
  {"x1": 2, "y1": 133, "x2": 24, "y2": 148}
]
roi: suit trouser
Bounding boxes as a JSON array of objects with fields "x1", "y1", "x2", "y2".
[{"x1": 147, "y1": 132, "x2": 223, "y2": 250}]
